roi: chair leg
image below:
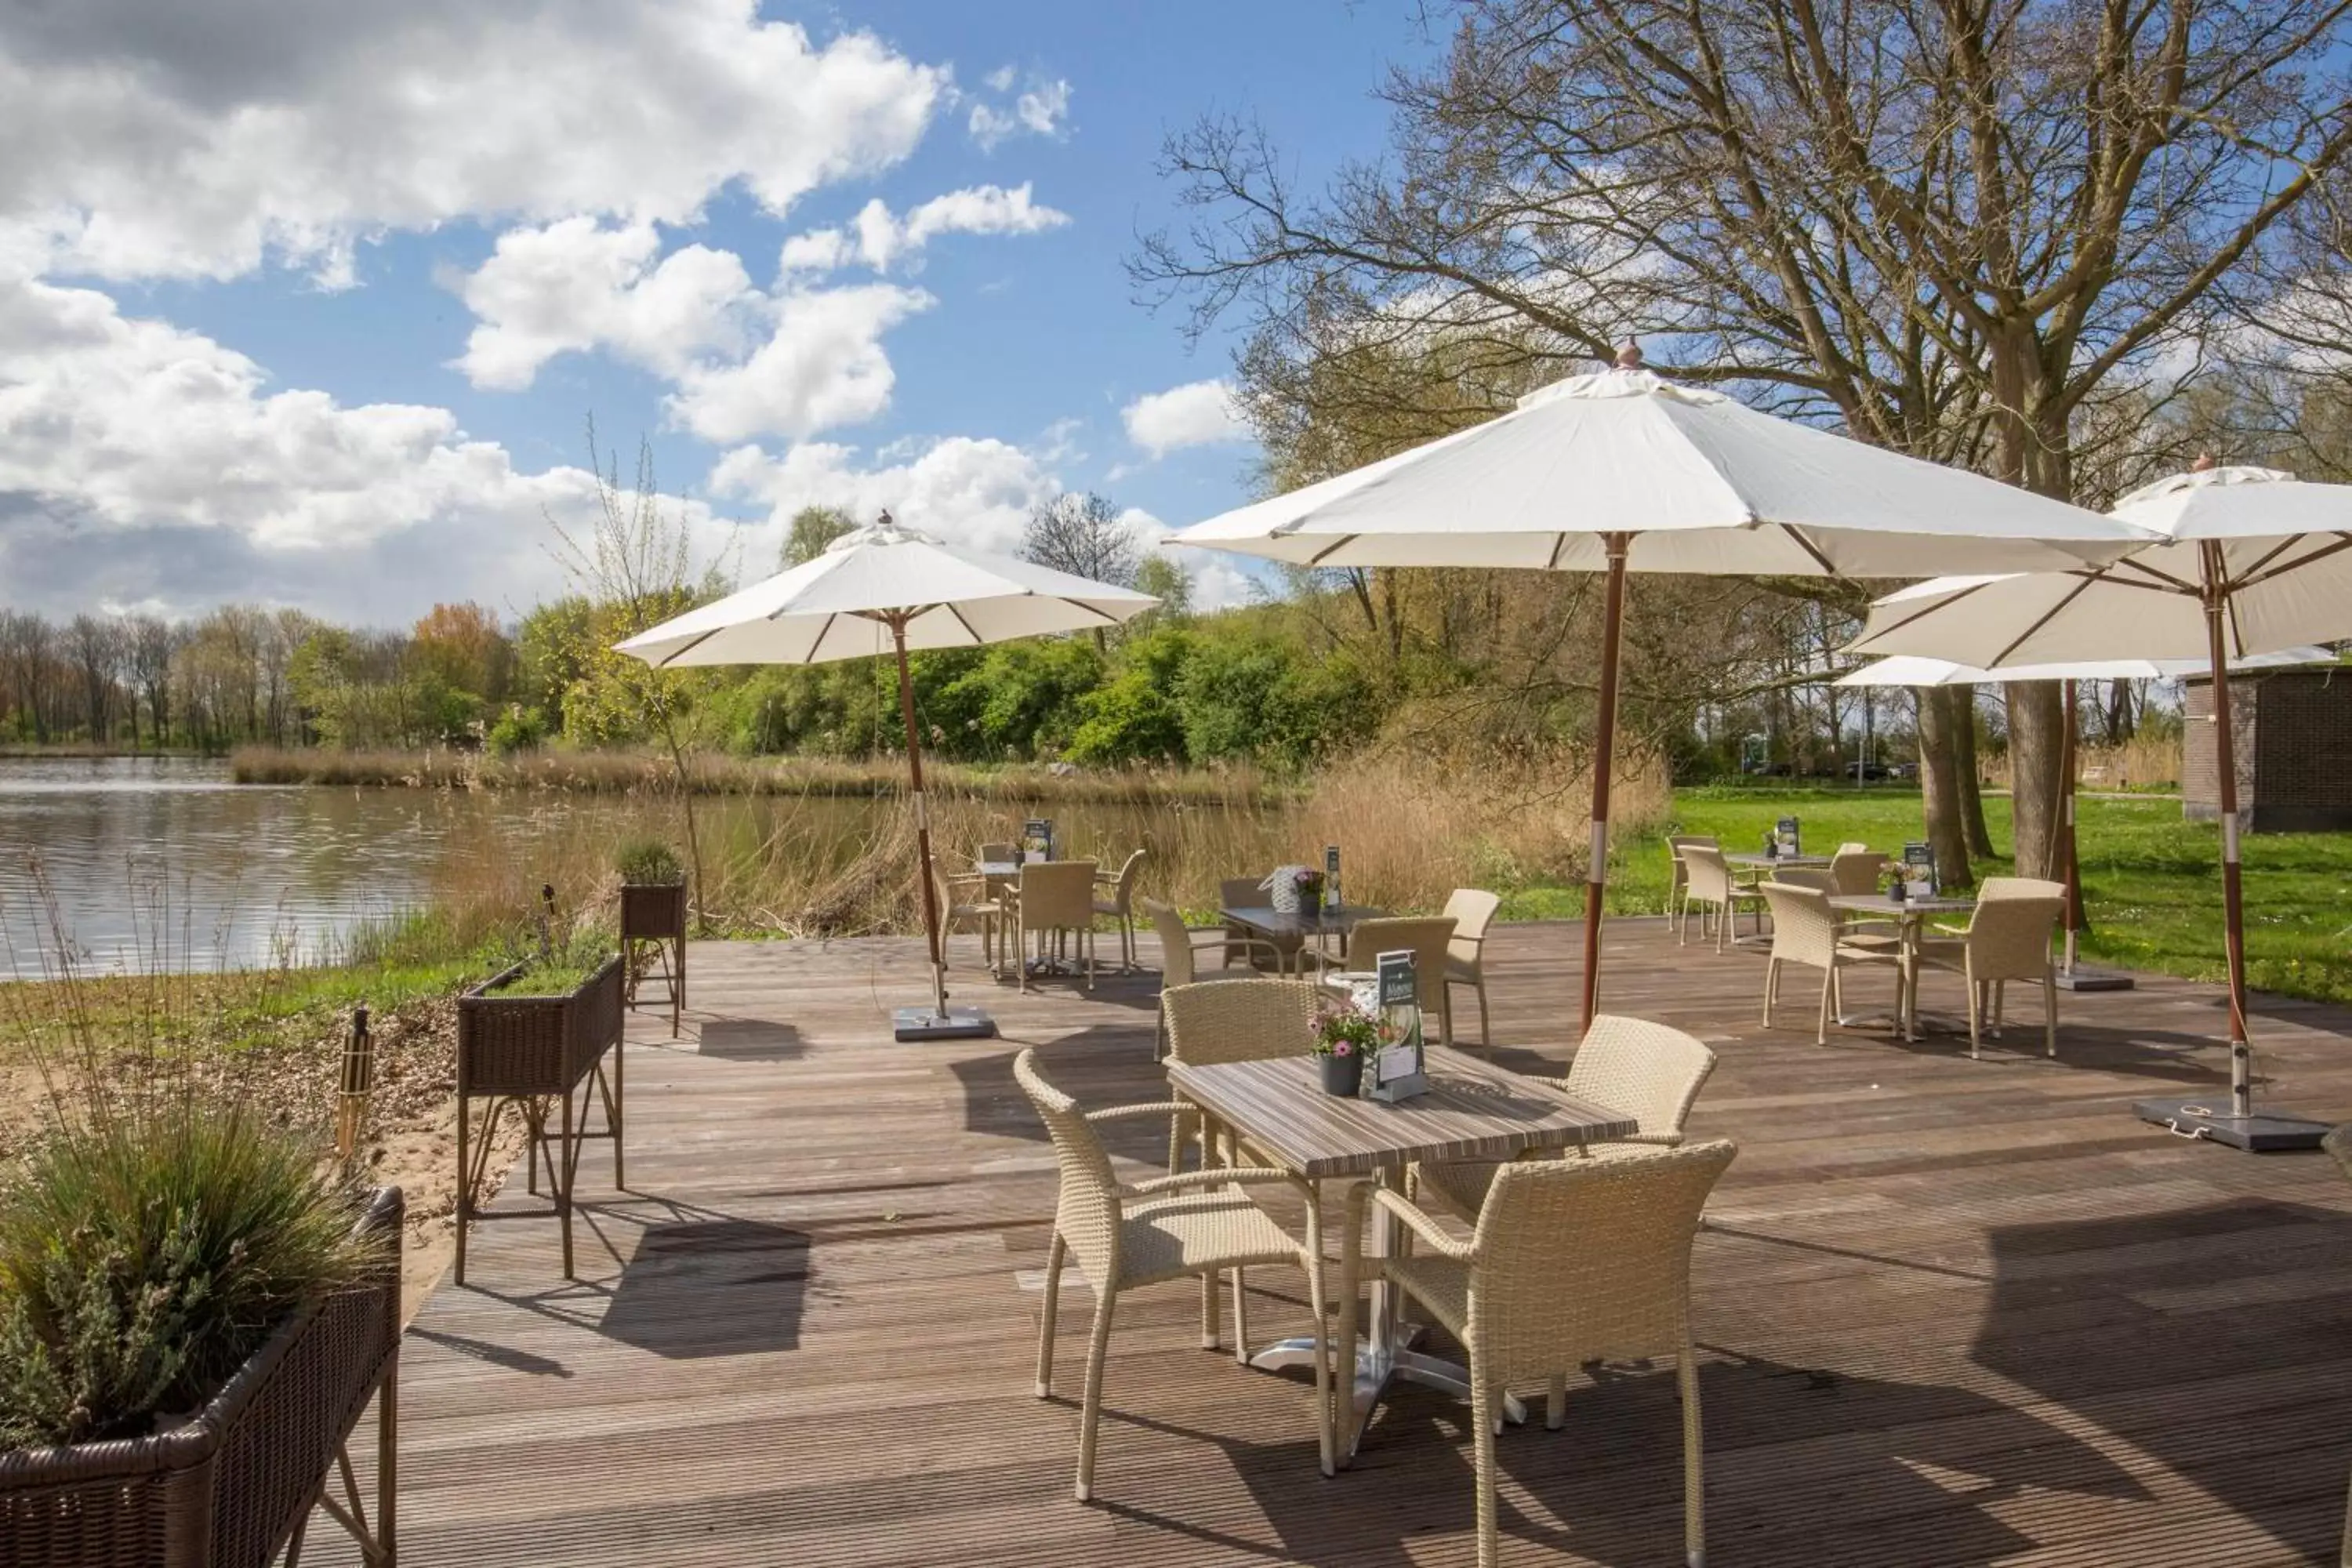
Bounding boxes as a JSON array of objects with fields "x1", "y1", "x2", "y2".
[
  {"x1": 1965, "y1": 972, "x2": 1983, "y2": 1060},
  {"x1": 2043, "y1": 968, "x2": 2058, "y2": 1058},
  {"x1": 1472, "y1": 1377, "x2": 1501, "y2": 1568},
  {"x1": 1761, "y1": 957, "x2": 1776, "y2": 1027},
  {"x1": 1679, "y1": 1349, "x2": 1707, "y2": 1568},
  {"x1": 1036, "y1": 1233, "x2": 1066, "y2": 1397},
  {"x1": 1546, "y1": 1372, "x2": 1566, "y2": 1431},
  {"x1": 1475, "y1": 975, "x2": 1490, "y2": 1048},
  {"x1": 1300, "y1": 1203, "x2": 1334, "y2": 1478},
  {"x1": 1017, "y1": 916, "x2": 1030, "y2": 994},
  {"x1": 1231, "y1": 1265, "x2": 1250, "y2": 1362},
  {"x1": 1815, "y1": 967, "x2": 1832, "y2": 1047},
  {"x1": 1075, "y1": 1291, "x2": 1119, "y2": 1502}
]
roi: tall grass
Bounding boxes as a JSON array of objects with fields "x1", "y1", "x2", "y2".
[
  {"x1": 230, "y1": 745, "x2": 1283, "y2": 806},
  {"x1": 417, "y1": 746, "x2": 1672, "y2": 940},
  {"x1": 1976, "y1": 732, "x2": 2182, "y2": 792}
]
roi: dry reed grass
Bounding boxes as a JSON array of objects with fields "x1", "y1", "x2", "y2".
[
  {"x1": 417, "y1": 746, "x2": 1671, "y2": 941},
  {"x1": 1978, "y1": 732, "x2": 2181, "y2": 791}
]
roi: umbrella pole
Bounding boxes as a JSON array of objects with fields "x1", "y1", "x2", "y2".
[
  {"x1": 2198, "y1": 548, "x2": 2253, "y2": 1117},
  {"x1": 2061, "y1": 679, "x2": 2080, "y2": 975},
  {"x1": 1579, "y1": 534, "x2": 1631, "y2": 1032},
  {"x1": 891, "y1": 618, "x2": 950, "y2": 1019}
]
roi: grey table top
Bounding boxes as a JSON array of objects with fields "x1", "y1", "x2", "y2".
[
  {"x1": 1828, "y1": 892, "x2": 1976, "y2": 918},
  {"x1": 1723, "y1": 851, "x2": 1832, "y2": 868},
  {"x1": 1167, "y1": 1047, "x2": 1636, "y2": 1181},
  {"x1": 1218, "y1": 904, "x2": 1386, "y2": 939}
]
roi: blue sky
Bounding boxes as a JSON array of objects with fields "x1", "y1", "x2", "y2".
[{"x1": 0, "y1": 2, "x2": 1439, "y2": 622}]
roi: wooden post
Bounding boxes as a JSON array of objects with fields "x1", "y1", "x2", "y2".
[
  {"x1": 1580, "y1": 533, "x2": 1632, "y2": 1032},
  {"x1": 891, "y1": 615, "x2": 950, "y2": 1021},
  {"x1": 336, "y1": 1004, "x2": 374, "y2": 1160},
  {"x1": 2059, "y1": 679, "x2": 2082, "y2": 973},
  {"x1": 2200, "y1": 540, "x2": 2253, "y2": 1117}
]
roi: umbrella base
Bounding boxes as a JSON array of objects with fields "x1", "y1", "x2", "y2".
[
  {"x1": 2054, "y1": 967, "x2": 2135, "y2": 993},
  {"x1": 2133, "y1": 1097, "x2": 2332, "y2": 1152},
  {"x1": 894, "y1": 1005, "x2": 998, "y2": 1042}
]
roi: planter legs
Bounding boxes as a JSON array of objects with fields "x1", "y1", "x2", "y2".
[{"x1": 452, "y1": 1061, "x2": 622, "y2": 1284}]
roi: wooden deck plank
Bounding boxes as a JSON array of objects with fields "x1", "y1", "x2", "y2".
[{"x1": 308, "y1": 916, "x2": 2352, "y2": 1566}]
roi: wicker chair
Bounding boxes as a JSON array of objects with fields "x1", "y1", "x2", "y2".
[
  {"x1": 1220, "y1": 875, "x2": 1294, "y2": 971},
  {"x1": 930, "y1": 855, "x2": 1006, "y2": 975},
  {"x1": 1415, "y1": 1014, "x2": 1717, "y2": 1221},
  {"x1": 1145, "y1": 898, "x2": 1283, "y2": 988},
  {"x1": 1664, "y1": 834, "x2": 1718, "y2": 938},
  {"x1": 1336, "y1": 915, "x2": 1457, "y2": 1046},
  {"x1": 1014, "y1": 860, "x2": 1101, "y2": 993},
  {"x1": 1341, "y1": 1141, "x2": 1739, "y2": 1568},
  {"x1": 1015, "y1": 1048, "x2": 1334, "y2": 1498},
  {"x1": 1091, "y1": 849, "x2": 1149, "y2": 971},
  {"x1": 1758, "y1": 880, "x2": 1906, "y2": 1046},
  {"x1": 1828, "y1": 848, "x2": 1887, "y2": 895},
  {"x1": 1681, "y1": 844, "x2": 1766, "y2": 952},
  {"x1": 1912, "y1": 877, "x2": 2065, "y2": 1058},
  {"x1": 1440, "y1": 888, "x2": 1502, "y2": 1048}
]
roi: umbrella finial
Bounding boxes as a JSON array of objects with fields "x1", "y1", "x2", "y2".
[
  {"x1": 877, "y1": 507, "x2": 896, "y2": 527},
  {"x1": 1613, "y1": 340, "x2": 1643, "y2": 370},
  {"x1": 2190, "y1": 452, "x2": 2216, "y2": 473}
]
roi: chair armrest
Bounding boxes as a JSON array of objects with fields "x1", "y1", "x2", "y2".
[
  {"x1": 1192, "y1": 932, "x2": 1288, "y2": 965},
  {"x1": 1345, "y1": 1182, "x2": 1474, "y2": 1261},
  {"x1": 1931, "y1": 922, "x2": 1969, "y2": 936},
  {"x1": 1084, "y1": 1100, "x2": 1188, "y2": 1123},
  {"x1": 1127, "y1": 1166, "x2": 1299, "y2": 1196}
]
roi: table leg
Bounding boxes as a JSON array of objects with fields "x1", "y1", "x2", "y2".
[{"x1": 1247, "y1": 1165, "x2": 1522, "y2": 1461}]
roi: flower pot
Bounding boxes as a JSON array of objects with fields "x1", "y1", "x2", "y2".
[
  {"x1": 1319, "y1": 1051, "x2": 1365, "y2": 1097},
  {"x1": 0, "y1": 1188, "x2": 404, "y2": 1568}
]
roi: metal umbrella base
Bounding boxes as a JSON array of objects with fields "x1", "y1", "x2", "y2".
[
  {"x1": 2134, "y1": 1097, "x2": 2331, "y2": 1152},
  {"x1": 1250, "y1": 1328, "x2": 1526, "y2": 1461},
  {"x1": 894, "y1": 1004, "x2": 996, "y2": 1041},
  {"x1": 2055, "y1": 967, "x2": 2135, "y2": 993}
]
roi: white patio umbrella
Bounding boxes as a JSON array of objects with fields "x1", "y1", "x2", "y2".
[
  {"x1": 1171, "y1": 349, "x2": 2156, "y2": 1029},
  {"x1": 615, "y1": 514, "x2": 1157, "y2": 1040},
  {"x1": 1850, "y1": 462, "x2": 2352, "y2": 1149},
  {"x1": 1831, "y1": 648, "x2": 2333, "y2": 984}
]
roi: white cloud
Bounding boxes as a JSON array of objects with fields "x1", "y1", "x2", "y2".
[
  {"x1": 968, "y1": 76, "x2": 1071, "y2": 151},
  {"x1": 1116, "y1": 505, "x2": 1261, "y2": 612},
  {"x1": 711, "y1": 436, "x2": 1058, "y2": 555},
  {"x1": 666, "y1": 283, "x2": 934, "y2": 445},
  {"x1": 454, "y1": 219, "x2": 757, "y2": 390},
  {"x1": 777, "y1": 183, "x2": 1069, "y2": 274},
  {"x1": 0, "y1": 274, "x2": 727, "y2": 619},
  {"x1": 1121, "y1": 379, "x2": 1248, "y2": 459},
  {"x1": 983, "y1": 65, "x2": 1018, "y2": 93},
  {"x1": 0, "y1": 1, "x2": 946, "y2": 283}
]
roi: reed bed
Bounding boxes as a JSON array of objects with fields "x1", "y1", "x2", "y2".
[
  {"x1": 419, "y1": 746, "x2": 1671, "y2": 941},
  {"x1": 1977, "y1": 732, "x2": 2181, "y2": 792},
  {"x1": 229, "y1": 745, "x2": 1283, "y2": 807}
]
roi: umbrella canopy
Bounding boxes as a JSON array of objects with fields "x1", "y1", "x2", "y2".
[
  {"x1": 615, "y1": 515, "x2": 1157, "y2": 1036},
  {"x1": 1171, "y1": 366, "x2": 2157, "y2": 575},
  {"x1": 615, "y1": 516, "x2": 1157, "y2": 669},
  {"x1": 1832, "y1": 648, "x2": 2336, "y2": 688},
  {"x1": 1172, "y1": 354, "x2": 2155, "y2": 1029},
  {"x1": 1848, "y1": 464, "x2": 2352, "y2": 1145}
]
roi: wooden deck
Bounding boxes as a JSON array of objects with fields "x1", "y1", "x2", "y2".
[{"x1": 321, "y1": 919, "x2": 2352, "y2": 1566}]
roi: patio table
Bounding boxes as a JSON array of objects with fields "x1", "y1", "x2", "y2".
[
  {"x1": 1218, "y1": 903, "x2": 1385, "y2": 975},
  {"x1": 1828, "y1": 891, "x2": 1976, "y2": 1040},
  {"x1": 1165, "y1": 1047, "x2": 1635, "y2": 1461}
]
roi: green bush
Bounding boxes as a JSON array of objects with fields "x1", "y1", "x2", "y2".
[
  {"x1": 615, "y1": 837, "x2": 685, "y2": 885},
  {"x1": 0, "y1": 1109, "x2": 381, "y2": 1449},
  {"x1": 486, "y1": 706, "x2": 547, "y2": 756}
]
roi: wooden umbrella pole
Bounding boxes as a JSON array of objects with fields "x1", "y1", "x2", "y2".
[
  {"x1": 1580, "y1": 533, "x2": 1632, "y2": 1032},
  {"x1": 2199, "y1": 543, "x2": 2253, "y2": 1116},
  {"x1": 891, "y1": 615, "x2": 950, "y2": 1020},
  {"x1": 2060, "y1": 678, "x2": 2082, "y2": 975}
]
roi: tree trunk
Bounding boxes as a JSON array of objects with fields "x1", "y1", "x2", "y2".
[
  {"x1": 2006, "y1": 681, "x2": 2067, "y2": 879},
  {"x1": 1913, "y1": 687, "x2": 1973, "y2": 890},
  {"x1": 1949, "y1": 687, "x2": 1995, "y2": 857}
]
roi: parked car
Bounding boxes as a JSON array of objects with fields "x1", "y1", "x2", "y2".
[{"x1": 1846, "y1": 760, "x2": 1892, "y2": 782}]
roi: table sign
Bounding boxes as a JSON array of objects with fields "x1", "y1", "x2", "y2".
[
  {"x1": 1368, "y1": 950, "x2": 1429, "y2": 1102},
  {"x1": 1777, "y1": 815, "x2": 1802, "y2": 857},
  {"x1": 1901, "y1": 840, "x2": 1936, "y2": 898},
  {"x1": 1324, "y1": 844, "x2": 1341, "y2": 912},
  {"x1": 1022, "y1": 818, "x2": 1054, "y2": 863}
]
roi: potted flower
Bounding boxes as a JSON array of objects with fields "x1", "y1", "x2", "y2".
[
  {"x1": 1314, "y1": 1003, "x2": 1380, "y2": 1097},
  {"x1": 615, "y1": 837, "x2": 687, "y2": 1034},
  {"x1": 0, "y1": 1105, "x2": 402, "y2": 1567},
  {"x1": 1291, "y1": 866, "x2": 1326, "y2": 913},
  {"x1": 455, "y1": 933, "x2": 625, "y2": 1283}
]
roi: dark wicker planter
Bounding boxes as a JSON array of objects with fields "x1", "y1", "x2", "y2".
[
  {"x1": 0, "y1": 1186, "x2": 405, "y2": 1568},
  {"x1": 619, "y1": 881, "x2": 687, "y2": 1037},
  {"x1": 454, "y1": 956, "x2": 626, "y2": 1283}
]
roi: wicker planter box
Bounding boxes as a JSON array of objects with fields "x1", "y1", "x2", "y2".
[
  {"x1": 454, "y1": 956, "x2": 625, "y2": 1282},
  {"x1": 0, "y1": 1186, "x2": 404, "y2": 1568},
  {"x1": 619, "y1": 881, "x2": 687, "y2": 1036}
]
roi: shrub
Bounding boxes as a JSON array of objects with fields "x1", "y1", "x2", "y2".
[
  {"x1": 486, "y1": 706, "x2": 548, "y2": 757},
  {"x1": 0, "y1": 1108, "x2": 381, "y2": 1449},
  {"x1": 615, "y1": 837, "x2": 686, "y2": 886}
]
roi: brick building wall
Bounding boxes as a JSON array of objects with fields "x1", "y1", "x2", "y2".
[{"x1": 2184, "y1": 670, "x2": 2352, "y2": 831}]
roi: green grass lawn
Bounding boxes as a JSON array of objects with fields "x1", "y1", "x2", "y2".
[{"x1": 1497, "y1": 783, "x2": 2352, "y2": 1008}]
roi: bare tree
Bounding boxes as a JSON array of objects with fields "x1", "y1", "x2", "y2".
[
  {"x1": 1140, "y1": 0, "x2": 2352, "y2": 875},
  {"x1": 1022, "y1": 492, "x2": 1142, "y2": 588},
  {"x1": 129, "y1": 615, "x2": 180, "y2": 747},
  {"x1": 66, "y1": 614, "x2": 119, "y2": 746}
]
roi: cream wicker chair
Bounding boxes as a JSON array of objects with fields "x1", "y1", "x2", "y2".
[
  {"x1": 1911, "y1": 877, "x2": 2065, "y2": 1058},
  {"x1": 1160, "y1": 979, "x2": 1322, "y2": 1347},
  {"x1": 1335, "y1": 915, "x2": 1457, "y2": 1046},
  {"x1": 1340, "y1": 1141, "x2": 1738, "y2": 1568},
  {"x1": 1415, "y1": 1014, "x2": 1717, "y2": 1221},
  {"x1": 1680, "y1": 844, "x2": 1766, "y2": 952},
  {"x1": 1220, "y1": 875, "x2": 1292, "y2": 971},
  {"x1": 1758, "y1": 880, "x2": 1907, "y2": 1046},
  {"x1": 929, "y1": 855, "x2": 1006, "y2": 975},
  {"x1": 1017, "y1": 1048, "x2": 1333, "y2": 1498},
  {"x1": 1664, "y1": 834, "x2": 1717, "y2": 939},
  {"x1": 1091, "y1": 850, "x2": 1149, "y2": 972},
  {"x1": 1440, "y1": 888, "x2": 1501, "y2": 1048},
  {"x1": 1014, "y1": 860, "x2": 1101, "y2": 993},
  {"x1": 1145, "y1": 898, "x2": 1283, "y2": 988},
  {"x1": 1828, "y1": 848, "x2": 1887, "y2": 895}
]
